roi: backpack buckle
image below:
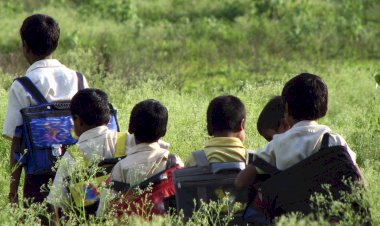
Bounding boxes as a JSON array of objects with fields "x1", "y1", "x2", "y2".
[{"x1": 52, "y1": 144, "x2": 63, "y2": 157}]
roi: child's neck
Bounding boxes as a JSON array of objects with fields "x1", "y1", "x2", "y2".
[
  {"x1": 27, "y1": 54, "x2": 52, "y2": 65},
  {"x1": 213, "y1": 131, "x2": 239, "y2": 138},
  {"x1": 135, "y1": 138, "x2": 159, "y2": 145}
]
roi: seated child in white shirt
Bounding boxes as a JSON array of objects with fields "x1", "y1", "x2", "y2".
[
  {"x1": 236, "y1": 73, "x2": 361, "y2": 188},
  {"x1": 47, "y1": 88, "x2": 126, "y2": 217},
  {"x1": 97, "y1": 99, "x2": 183, "y2": 216}
]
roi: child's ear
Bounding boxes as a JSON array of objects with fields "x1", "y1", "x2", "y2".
[
  {"x1": 74, "y1": 114, "x2": 84, "y2": 126},
  {"x1": 240, "y1": 118, "x2": 245, "y2": 130}
]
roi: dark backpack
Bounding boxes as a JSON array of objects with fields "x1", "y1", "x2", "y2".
[
  {"x1": 247, "y1": 133, "x2": 363, "y2": 221},
  {"x1": 14, "y1": 74, "x2": 120, "y2": 175},
  {"x1": 110, "y1": 154, "x2": 182, "y2": 218},
  {"x1": 173, "y1": 150, "x2": 248, "y2": 223}
]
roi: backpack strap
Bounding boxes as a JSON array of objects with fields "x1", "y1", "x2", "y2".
[
  {"x1": 114, "y1": 132, "x2": 127, "y2": 157},
  {"x1": 249, "y1": 153, "x2": 279, "y2": 175},
  {"x1": 111, "y1": 181, "x2": 131, "y2": 193},
  {"x1": 165, "y1": 154, "x2": 177, "y2": 169},
  {"x1": 193, "y1": 150, "x2": 209, "y2": 167},
  {"x1": 76, "y1": 72, "x2": 85, "y2": 91},
  {"x1": 16, "y1": 77, "x2": 48, "y2": 104},
  {"x1": 321, "y1": 133, "x2": 330, "y2": 149}
]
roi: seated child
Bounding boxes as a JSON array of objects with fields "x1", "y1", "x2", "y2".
[
  {"x1": 186, "y1": 95, "x2": 247, "y2": 166},
  {"x1": 235, "y1": 73, "x2": 362, "y2": 207},
  {"x1": 256, "y1": 96, "x2": 290, "y2": 142},
  {"x1": 97, "y1": 99, "x2": 183, "y2": 216},
  {"x1": 47, "y1": 88, "x2": 122, "y2": 211},
  {"x1": 244, "y1": 96, "x2": 290, "y2": 224}
]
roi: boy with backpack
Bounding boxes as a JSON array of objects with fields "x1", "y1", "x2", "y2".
[
  {"x1": 47, "y1": 88, "x2": 124, "y2": 214},
  {"x1": 186, "y1": 95, "x2": 248, "y2": 166},
  {"x1": 97, "y1": 99, "x2": 183, "y2": 217},
  {"x1": 3, "y1": 14, "x2": 89, "y2": 205},
  {"x1": 243, "y1": 95, "x2": 290, "y2": 224},
  {"x1": 235, "y1": 73, "x2": 363, "y2": 221}
]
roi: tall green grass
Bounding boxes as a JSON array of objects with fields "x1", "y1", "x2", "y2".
[{"x1": 0, "y1": 0, "x2": 379, "y2": 225}]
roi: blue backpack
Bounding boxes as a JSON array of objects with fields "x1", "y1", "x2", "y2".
[{"x1": 14, "y1": 73, "x2": 120, "y2": 175}]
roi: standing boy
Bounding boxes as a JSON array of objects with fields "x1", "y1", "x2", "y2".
[
  {"x1": 186, "y1": 95, "x2": 247, "y2": 166},
  {"x1": 3, "y1": 14, "x2": 88, "y2": 205}
]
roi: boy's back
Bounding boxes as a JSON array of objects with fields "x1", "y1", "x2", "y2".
[
  {"x1": 3, "y1": 59, "x2": 87, "y2": 137},
  {"x1": 186, "y1": 137, "x2": 246, "y2": 166}
]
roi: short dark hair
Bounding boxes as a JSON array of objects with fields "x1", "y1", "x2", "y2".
[
  {"x1": 257, "y1": 96, "x2": 285, "y2": 135},
  {"x1": 128, "y1": 99, "x2": 168, "y2": 143},
  {"x1": 282, "y1": 73, "x2": 328, "y2": 121},
  {"x1": 207, "y1": 95, "x2": 246, "y2": 136},
  {"x1": 20, "y1": 14, "x2": 60, "y2": 57},
  {"x1": 70, "y1": 88, "x2": 110, "y2": 126}
]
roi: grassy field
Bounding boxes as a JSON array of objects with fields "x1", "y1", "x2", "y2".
[{"x1": 0, "y1": 0, "x2": 379, "y2": 225}]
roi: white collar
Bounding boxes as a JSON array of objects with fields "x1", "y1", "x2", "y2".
[
  {"x1": 126, "y1": 142, "x2": 163, "y2": 156},
  {"x1": 77, "y1": 126, "x2": 109, "y2": 144},
  {"x1": 26, "y1": 59, "x2": 63, "y2": 74},
  {"x1": 292, "y1": 120, "x2": 319, "y2": 128}
]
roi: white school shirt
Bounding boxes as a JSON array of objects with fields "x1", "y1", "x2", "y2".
[
  {"x1": 47, "y1": 126, "x2": 172, "y2": 208},
  {"x1": 254, "y1": 120, "x2": 357, "y2": 172},
  {"x1": 46, "y1": 126, "x2": 121, "y2": 208},
  {"x1": 96, "y1": 142, "x2": 183, "y2": 216},
  {"x1": 2, "y1": 59, "x2": 88, "y2": 138}
]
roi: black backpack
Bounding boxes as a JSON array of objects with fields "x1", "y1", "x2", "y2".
[
  {"x1": 173, "y1": 150, "x2": 248, "y2": 223},
  {"x1": 247, "y1": 133, "x2": 364, "y2": 221}
]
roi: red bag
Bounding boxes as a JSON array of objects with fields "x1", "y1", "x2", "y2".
[{"x1": 111, "y1": 155, "x2": 181, "y2": 219}]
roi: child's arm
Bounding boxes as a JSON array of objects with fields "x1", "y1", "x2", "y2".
[
  {"x1": 9, "y1": 137, "x2": 22, "y2": 205},
  {"x1": 235, "y1": 164, "x2": 257, "y2": 190}
]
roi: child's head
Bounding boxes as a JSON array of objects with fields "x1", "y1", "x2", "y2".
[
  {"x1": 207, "y1": 95, "x2": 246, "y2": 141},
  {"x1": 282, "y1": 73, "x2": 328, "y2": 124},
  {"x1": 70, "y1": 88, "x2": 110, "y2": 136},
  {"x1": 128, "y1": 99, "x2": 168, "y2": 144},
  {"x1": 257, "y1": 96, "x2": 290, "y2": 141},
  {"x1": 20, "y1": 14, "x2": 60, "y2": 61}
]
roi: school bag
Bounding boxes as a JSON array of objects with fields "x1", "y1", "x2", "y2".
[
  {"x1": 65, "y1": 132, "x2": 128, "y2": 216},
  {"x1": 14, "y1": 73, "x2": 120, "y2": 175},
  {"x1": 173, "y1": 150, "x2": 248, "y2": 223},
  {"x1": 245, "y1": 133, "x2": 364, "y2": 222},
  {"x1": 110, "y1": 154, "x2": 182, "y2": 218}
]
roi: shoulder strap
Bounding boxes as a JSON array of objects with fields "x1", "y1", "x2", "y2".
[
  {"x1": 193, "y1": 150, "x2": 209, "y2": 167},
  {"x1": 16, "y1": 77, "x2": 48, "y2": 104},
  {"x1": 110, "y1": 181, "x2": 130, "y2": 193},
  {"x1": 165, "y1": 154, "x2": 177, "y2": 169},
  {"x1": 321, "y1": 133, "x2": 330, "y2": 149},
  {"x1": 76, "y1": 72, "x2": 85, "y2": 91},
  {"x1": 249, "y1": 153, "x2": 279, "y2": 175},
  {"x1": 114, "y1": 132, "x2": 127, "y2": 157}
]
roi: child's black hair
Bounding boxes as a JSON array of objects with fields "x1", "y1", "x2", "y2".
[
  {"x1": 207, "y1": 95, "x2": 246, "y2": 136},
  {"x1": 128, "y1": 99, "x2": 168, "y2": 143},
  {"x1": 20, "y1": 14, "x2": 60, "y2": 57},
  {"x1": 257, "y1": 96, "x2": 285, "y2": 135},
  {"x1": 70, "y1": 88, "x2": 110, "y2": 126},
  {"x1": 282, "y1": 73, "x2": 328, "y2": 121}
]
